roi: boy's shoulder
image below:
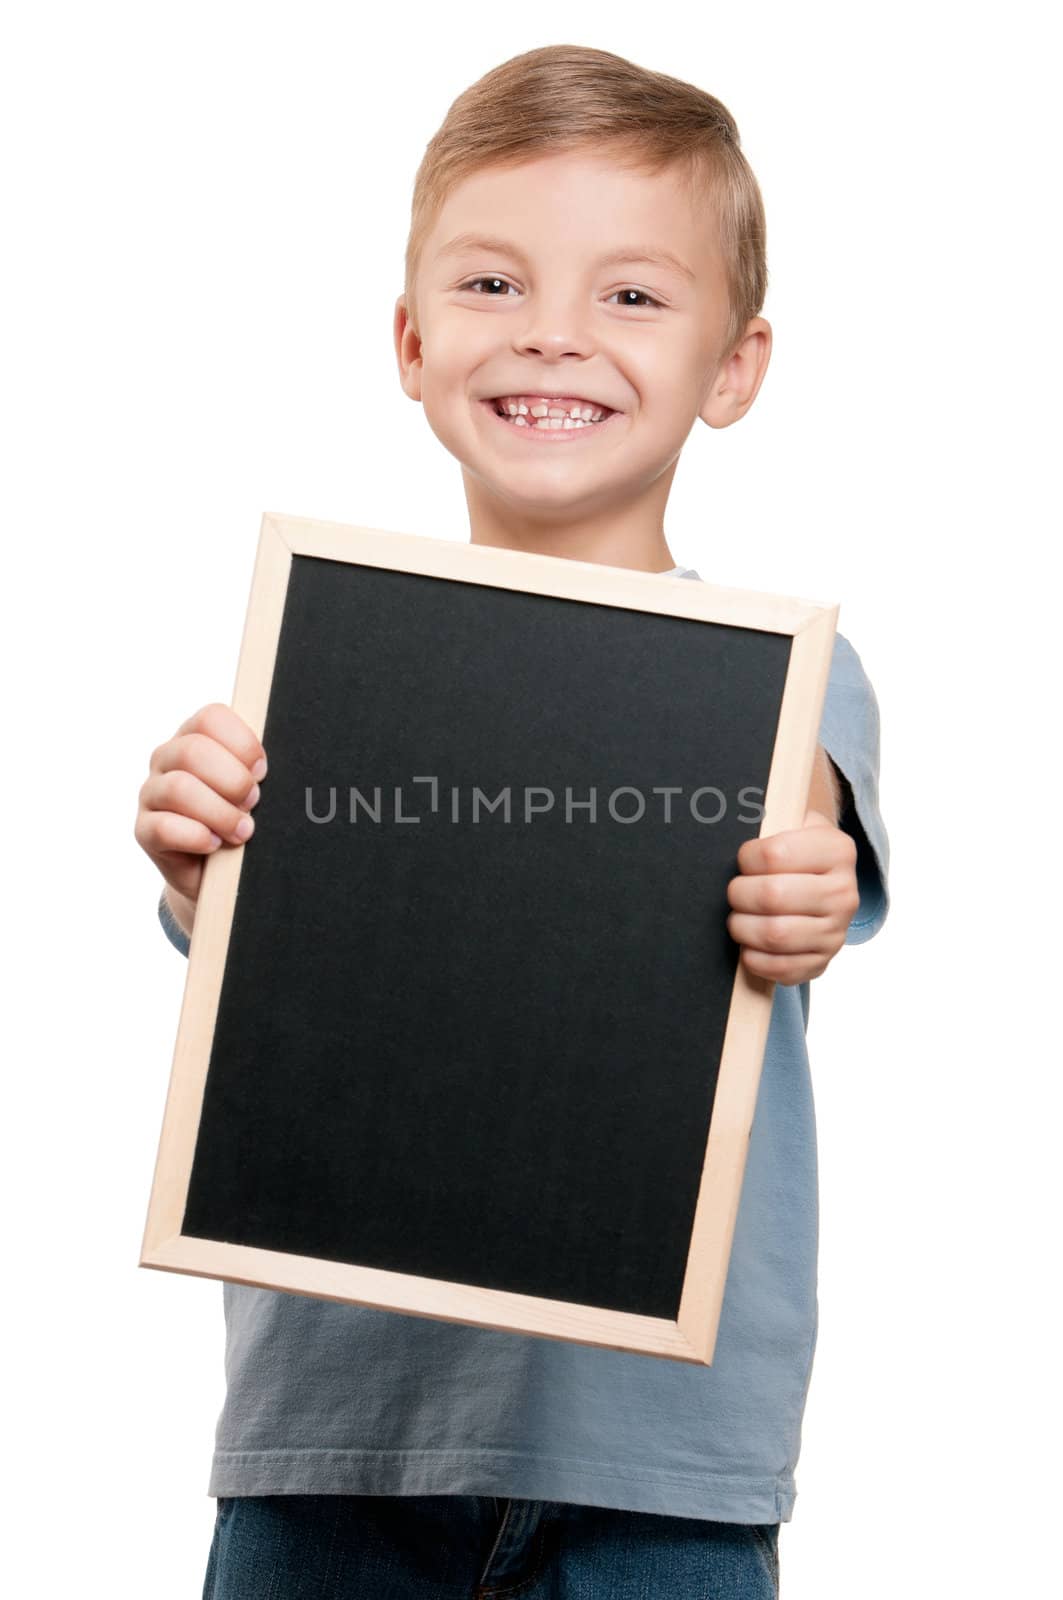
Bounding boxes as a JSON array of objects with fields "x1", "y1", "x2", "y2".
[{"x1": 828, "y1": 628, "x2": 876, "y2": 693}]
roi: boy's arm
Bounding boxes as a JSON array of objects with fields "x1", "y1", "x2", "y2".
[
  {"x1": 810, "y1": 742, "x2": 842, "y2": 826},
  {"x1": 816, "y1": 642, "x2": 890, "y2": 947},
  {"x1": 727, "y1": 637, "x2": 889, "y2": 982}
]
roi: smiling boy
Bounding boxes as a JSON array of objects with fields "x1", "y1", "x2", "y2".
[{"x1": 144, "y1": 43, "x2": 889, "y2": 1599}]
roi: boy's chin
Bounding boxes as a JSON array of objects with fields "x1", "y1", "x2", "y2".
[{"x1": 462, "y1": 463, "x2": 630, "y2": 525}]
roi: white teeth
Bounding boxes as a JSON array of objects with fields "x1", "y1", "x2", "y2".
[{"x1": 492, "y1": 396, "x2": 609, "y2": 428}]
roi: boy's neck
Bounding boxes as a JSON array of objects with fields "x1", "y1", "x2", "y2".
[{"x1": 462, "y1": 473, "x2": 680, "y2": 575}]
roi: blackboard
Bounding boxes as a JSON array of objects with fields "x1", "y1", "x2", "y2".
[{"x1": 142, "y1": 515, "x2": 837, "y2": 1364}]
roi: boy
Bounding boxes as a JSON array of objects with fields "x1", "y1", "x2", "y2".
[{"x1": 136, "y1": 44, "x2": 889, "y2": 1599}]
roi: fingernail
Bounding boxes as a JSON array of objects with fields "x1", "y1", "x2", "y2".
[
  {"x1": 234, "y1": 815, "x2": 255, "y2": 841},
  {"x1": 243, "y1": 782, "x2": 261, "y2": 809},
  {"x1": 208, "y1": 831, "x2": 223, "y2": 848},
  {"x1": 251, "y1": 757, "x2": 268, "y2": 782}
]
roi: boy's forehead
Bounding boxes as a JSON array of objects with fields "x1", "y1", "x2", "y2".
[{"x1": 425, "y1": 151, "x2": 718, "y2": 280}]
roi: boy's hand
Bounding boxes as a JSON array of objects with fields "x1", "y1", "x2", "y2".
[
  {"x1": 726, "y1": 809, "x2": 860, "y2": 985},
  {"x1": 134, "y1": 703, "x2": 267, "y2": 924}
]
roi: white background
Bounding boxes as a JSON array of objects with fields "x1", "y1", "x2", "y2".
[{"x1": 4, "y1": 3, "x2": 1058, "y2": 1594}]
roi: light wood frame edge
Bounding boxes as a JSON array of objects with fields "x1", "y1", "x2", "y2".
[
  {"x1": 139, "y1": 514, "x2": 293, "y2": 1257},
  {"x1": 676, "y1": 604, "x2": 838, "y2": 1362}
]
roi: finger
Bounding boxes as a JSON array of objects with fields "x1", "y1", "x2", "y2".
[
  {"x1": 726, "y1": 910, "x2": 834, "y2": 956},
  {"x1": 136, "y1": 807, "x2": 225, "y2": 859},
  {"x1": 151, "y1": 728, "x2": 263, "y2": 811},
  {"x1": 140, "y1": 769, "x2": 257, "y2": 846},
  {"x1": 165, "y1": 703, "x2": 266, "y2": 782},
  {"x1": 736, "y1": 822, "x2": 855, "y2": 877},
  {"x1": 727, "y1": 879, "x2": 859, "y2": 934},
  {"x1": 727, "y1": 870, "x2": 835, "y2": 918},
  {"x1": 740, "y1": 947, "x2": 827, "y2": 985}
]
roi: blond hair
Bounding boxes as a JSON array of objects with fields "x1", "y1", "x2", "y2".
[{"x1": 403, "y1": 44, "x2": 768, "y2": 364}]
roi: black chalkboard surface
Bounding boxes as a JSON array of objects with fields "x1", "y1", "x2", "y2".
[{"x1": 142, "y1": 515, "x2": 837, "y2": 1364}]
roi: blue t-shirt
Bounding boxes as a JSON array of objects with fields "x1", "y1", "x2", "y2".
[{"x1": 157, "y1": 566, "x2": 890, "y2": 1523}]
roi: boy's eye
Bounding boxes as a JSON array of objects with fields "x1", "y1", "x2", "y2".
[
  {"x1": 459, "y1": 276, "x2": 517, "y2": 298},
  {"x1": 458, "y1": 276, "x2": 662, "y2": 310}
]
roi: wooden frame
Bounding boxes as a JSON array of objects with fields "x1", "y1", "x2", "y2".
[{"x1": 141, "y1": 513, "x2": 837, "y2": 1365}]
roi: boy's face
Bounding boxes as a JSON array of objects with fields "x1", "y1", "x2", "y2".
[{"x1": 395, "y1": 147, "x2": 769, "y2": 556}]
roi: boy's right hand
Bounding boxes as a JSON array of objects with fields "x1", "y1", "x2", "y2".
[{"x1": 135, "y1": 703, "x2": 267, "y2": 931}]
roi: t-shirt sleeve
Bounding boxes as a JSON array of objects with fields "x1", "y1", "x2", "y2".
[
  {"x1": 817, "y1": 631, "x2": 891, "y2": 946},
  {"x1": 157, "y1": 886, "x2": 191, "y2": 959}
]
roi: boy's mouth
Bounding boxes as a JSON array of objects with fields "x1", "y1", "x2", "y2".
[{"x1": 479, "y1": 395, "x2": 621, "y2": 442}]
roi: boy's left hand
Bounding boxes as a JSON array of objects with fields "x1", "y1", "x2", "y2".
[{"x1": 726, "y1": 809, "x2": 860, "y2": 985}]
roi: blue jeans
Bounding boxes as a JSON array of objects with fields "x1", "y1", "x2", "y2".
[{"x1": 202, "y1": 1495, "x2": 780, "y2": 1597}]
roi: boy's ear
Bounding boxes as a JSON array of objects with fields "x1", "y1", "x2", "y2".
[
  {"x1": 699, "y1": 316, "x2": 772, "y2": 430},
  {"x1": 394, "y1": 295, "x2": 424, "y2": 402}
]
